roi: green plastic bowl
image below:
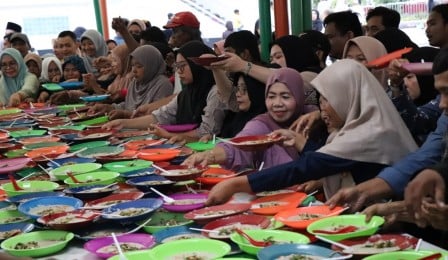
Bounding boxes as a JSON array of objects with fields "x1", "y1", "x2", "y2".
[
  {"x1": 0, "y1": 210, "x2": 30, "y2": 224},
  {"x1": 103, "y1": 160, "x2": 153, "y2": 174},
  {"x1": 149, "y1": 239, "x2": 230, "y2": 259},
  {"x1": 141, "y1": 210, "x2": 193, "y2": 234},
  {"x1": 63, "y1": 171, "x2": 120, "y2": 187},
  {"x1": 185, "y1": 141, "x2": 217, "y2": 151},
  {"x1": 75, "y1": 115, "x2": 109, "y2": 126},
  {"x1": 363, "y1": 250, "x2": 447, "y2": 260},
  {"x1": 230, "y1": 229, "x2": 310, "y2": 255},
  {"x1": 0, "y1": 108, "x2": 21, "y2": 116},
  {"x1": 50, "y1": 163, "x2": 102, "y2": 181},
  {"x1": 3, "y1": 149, "x2": 27, "y2": 158},
  {"x1": 69, "y1": 140, "x2": 109, "y2": 152},
  {"x1": 9, "y1": 130, "x2": 47, "y2": 138},
  {"x1": 57, "y1": 104, "x2": 85, "y2": 112},
  {"x1": 307, "y1": 214, "x2": 385, "y2": 241},
  {"x1": 1, "y1": 230, "x2": 74, "y2": 257},
  {"x1": 2, "y1": 181, "x2": 60, "y2": 197}
]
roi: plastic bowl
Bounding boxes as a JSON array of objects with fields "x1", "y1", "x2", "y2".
[
  {"x1": 307, "y1": 214, "x2": 385, "y2": 241},
  {"x1": 0, "y1": 210, "x2": 30, "y2": 225},
  {"x1": 126, "y1": 174, "x2": 174, "y2": 193},
  {"x1": 1, "y1": 181, "x2": 59, "y2": 197},
  {"x1": 148, "y1": 238, "x2": 231, "y2": 259},
  {"x1": 0, "y1": 230, "x2": 74, "y2": 257},
  {"x1": 0, "y1": 222, "x2": 34, "y2": 241},
  {"x1": 101, "y1": 198, "x2": 162, "y2": 223},
  {"x1": 18, "y1": 196, "x2": 83, "y2": 219},
  {"x1": 274, "y1": 205, "x2": 345, "y2": 229},
  {"x1": 84, "y1": 233, "x2": 155, "y2": 259},
  {"x1": 140, "y1": 210, "x2": 193, "y2": 234},
  {"x1": 63, "y1": 171, "x2": 120, "y2": 187},
  {"x1": 63, "y1": 184, "x2": 119, "y2": 200},
  {"x1": 37, "y1": 209, "x2": 98, "y2": 231},
  {"x1": 7, "y1": 191, "x2": 65, "y2": 204},
  {"x1": 230, "y1": 229, "x2": 310, "y2": 255},
  {"x1": 50, "y1": 162, "x2": 102, "y2": 181}
]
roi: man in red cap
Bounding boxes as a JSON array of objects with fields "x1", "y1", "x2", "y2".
[{"x1": 163, "y1": 11, "x2": 202, "y2": 48}]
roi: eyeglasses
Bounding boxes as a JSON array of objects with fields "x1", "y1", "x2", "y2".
[
  {"x1": 0, "y1": 61, "x2": 17, "y2": 70},
  {"x1": 173, "y1": 62, "x2": 188, "y2": 73}
]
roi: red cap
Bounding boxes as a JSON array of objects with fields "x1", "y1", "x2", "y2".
[{"x1": 164, "y1": 11, "x2": 200, "y2": 29}]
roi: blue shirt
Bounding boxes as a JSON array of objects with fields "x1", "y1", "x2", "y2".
[
  {"x1": 247, "y1": 140, "x2": 386, "y2": 193},
  {"x1": 377, "y1": 113, "x2": 448, "y2": 196}
]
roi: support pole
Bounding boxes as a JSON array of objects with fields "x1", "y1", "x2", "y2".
[
  {"x1": 290, "y1": 0, "x2": 303, "y2": 35},
  {"x1": 273, "y1": 0, "x2": 289, "y2": 39},
  {"x1": 258, "y1": 0, "x2": 272, "y2": 62},
  {"x1": 93, "y1": 0, "x2": 103, "y2": 35},
  {"x1": 302, "y1": 0, "x2": 312, "y2": 31},
  {"x1": 100, "y1": 0, "x2": 109, "y2": 39}
]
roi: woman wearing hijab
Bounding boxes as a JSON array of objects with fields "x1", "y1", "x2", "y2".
[
  {"x1": 270, "y1": 35, "x2": 321, "y2": 74},
  {"x1": 24, "y1": 53, "x2": 42, "y2": 79},
  {"x1": 37, "y1": 56, "x2": 63, "y2": 102},
  {"x1": 389, "y1": 47, "x2": 440, "y2": 145},
  {"x1": 312, "y1": 9, "x2": 323, "y2": 32},
  {"x1": 219, "y1": 72, "x2": 267, "y2": 138},
  {"x1": 80, "y1": 29, "x2": 109, "y2": 76},
  {"x1": 400, "y1": 47, "x2": 440, "y2": 106},
  {"x1": 183, "y1": 68, "x2": 314, "y2": 170},
  {"x1": 342, "y1": 36, "x2": 388, "y2": 89},
  {"x1": 88, "y1": 45, "x2": 173, "y2": 119},
  {"x1": 204, "y1": 59, "x2": 418, "y2": 205},
  {"x1": 374, "y1": 28, "x2": 418, "y2": 53},
  {"x1": 0, "y1": 48, "x2": 39, "y2": 106},
  {"x1": 103, "y1": 41, "x2": 226, "y2": 142},
  {"x1": 48, "y1": 55, "x2": 88, "y2": 104}
]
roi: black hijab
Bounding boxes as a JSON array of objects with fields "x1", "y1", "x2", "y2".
[
  {"x1": 220, "y1": 73, "x2": 267, "y2": 138},
  {"x1": 374, "y1": 28, "x2": 418, "y2": 53},
  {"x1": 175, "y1": 41, "x2": 215, "y2": 124},
  {"x1": 403, "y1": 47, "x2": 440, "y2": 106},
  {"x1": 272, "y1": 35, "x2": 321, "y2": 74}
]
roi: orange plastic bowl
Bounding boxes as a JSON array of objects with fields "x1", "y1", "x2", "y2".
[
  {"x1": 250, "y1": 192, "x2": 307, "y2": 215},
  {"x1": 274, "y1": 205, "x2": 345, "y2": 229},
  {"x1": 137, "y1": 148, "x2": 181, "y2": 162}
]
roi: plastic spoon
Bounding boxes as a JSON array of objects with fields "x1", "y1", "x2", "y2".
[
  {"x1": 124, "y1": 218, "x2": 152, "y2": 234},
  {"x1": 149, "y1": 187, "x2": 175, "y2": 204},
  {"x1": 8, "y1": 173, "x2": 23, "y2": 191},
  {"x1": 66, "y1": 172, "x2": 82, "y2": 184},
  {"x1": 111, "y1": 232, "x2": 127, "y2": 260},
  {"x1": 418, "y1": 253, "x2": 443, "y2": 260},
  {"x1": 235, "y1": 228, "x2": 271, "y2": 247}
]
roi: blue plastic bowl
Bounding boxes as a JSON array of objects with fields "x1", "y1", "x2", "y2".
[
  {"x1": 0, "y1": 222, "x2": 34, "y2": 241},
  {"x1": 63, "y1": 184, "x2": 119, "y2": 200},
  {"x1": 125, "y1": 174, "x2": 174, "y2": 193},
  {"x1": 18, "y1": 196, "x2": 83, "y2": 219},
  {"x1": 101, "y1": 198, "x2": 162, "y2": 223},
  {"x1": 8, "y1": 192, "x2": 65, "y2": 204}
]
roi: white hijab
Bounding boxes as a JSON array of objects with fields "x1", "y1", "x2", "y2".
[
  {"x1": 311, "y1": 59, "x2": 418, "y2": 198},
  {"x1": 41, "y1": 56, "x2": 62, "y2": 82}
]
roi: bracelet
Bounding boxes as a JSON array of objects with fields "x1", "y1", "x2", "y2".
[{"x1": 244, "y1": 62, "x2": 252, "y2": 76}]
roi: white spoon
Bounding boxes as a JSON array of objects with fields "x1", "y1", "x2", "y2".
[
  {"x1": 149, "y1": 187, "x2": 175, "y2": 204},
  {"x1": 111, "y1": 232, "x2": 127, "y2": 260}
]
